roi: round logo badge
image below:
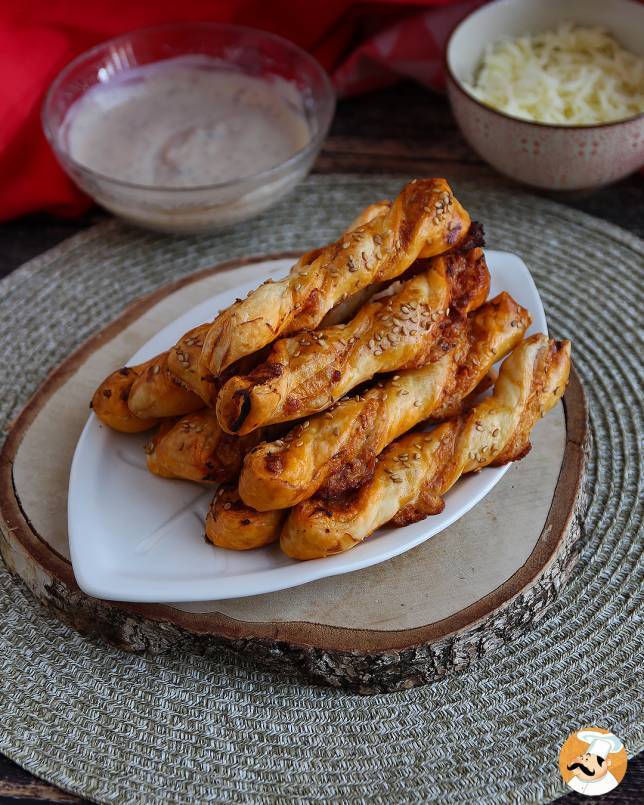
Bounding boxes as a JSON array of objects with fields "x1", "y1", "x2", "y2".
[{"x1": 559, "y1": 727, "x2": 627, "y2": 796}]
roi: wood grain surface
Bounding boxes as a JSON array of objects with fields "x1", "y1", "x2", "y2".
[{"x1": 0, "y1": 82, "x2": 641, "y2": 803}]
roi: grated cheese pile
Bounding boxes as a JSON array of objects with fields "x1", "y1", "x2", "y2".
[{"x1": 465, "y1": 22, "x2": 644, "y2": 125}]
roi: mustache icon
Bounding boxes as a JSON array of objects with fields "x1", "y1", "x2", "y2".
[{"x1": 567, "y1": 762, "x2": 596, "y2": 777}]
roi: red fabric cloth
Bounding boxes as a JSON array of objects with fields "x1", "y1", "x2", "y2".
[{"x1": 0, "y1": 1, "x2": 479, "y2": 220}]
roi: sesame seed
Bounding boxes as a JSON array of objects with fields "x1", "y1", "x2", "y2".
[
  {"x1": 493, "y1": 428, "x2": 500, "y2": 436},
  {"x1": 413, "y1": 401, "x2": 421, "y2": 407}
]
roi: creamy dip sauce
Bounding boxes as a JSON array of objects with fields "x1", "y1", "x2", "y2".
[{"x1": 64, "y1": 56, "x2": 311, "y2": 187}]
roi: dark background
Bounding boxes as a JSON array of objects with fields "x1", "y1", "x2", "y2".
[{"x1": 0, "y1": 82, "x2": 641, "y2": 803}]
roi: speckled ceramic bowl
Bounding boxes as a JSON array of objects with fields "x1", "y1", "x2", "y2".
[{"x1": 446, "y1": 0, "x2": 644, "y2": 191}]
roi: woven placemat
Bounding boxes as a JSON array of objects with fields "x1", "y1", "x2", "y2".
[{"x1": 0, "y1": 175, "x2": 642, "y2": 804}]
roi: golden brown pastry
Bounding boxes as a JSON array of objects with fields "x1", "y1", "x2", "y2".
[
  {"x1": 281, "y1": 334, "x2": 571, "y2": 559},
  {"x1": 216, "y1": 247, "x2": 490, "y2": 435},
  {"x1": 200, "y1": 178, "x2": 471, "y2": 376},
  {"x1": 343, "y1": 200, "x2": 391, "y2": 232},
  {"x1": 144, "y1": 408, "x2": 260, "y2": 483},
  {"x1": 239, "y1": 292, "x2": 530, "y2": 510},
  {"x1": 126, "y1": 351, "x2": 204, "y2": 419},
  {"x1": 91, "y1": 357, "x2": 162, "y2": 433},
  {"x1": 205, "y1": 486, "x2": 286, "y2": 550},
  {"x1": 165, "y1": 323, "x2": 219, "y2": 405},
  {"x1": 91, "y1": 200, "x2": 397, "y2": 425}
]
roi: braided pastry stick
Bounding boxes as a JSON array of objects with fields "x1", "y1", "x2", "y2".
[
  {"x1": 144, "y1": 409, "x2": 261, "y2": 483},
  {"x1": 124, "y1": 351, "x2": 204, "y2": 419},
  {"x1": 162, "y1": 206, "x2": 393, "y2": 407},
  {"x1": 92, "y1": 202, "x2": 396, "y2": 427},
  {"x1": 91, "y1": 354, "x2": 202, "y2": 433},
  {"x1": 200, "y1": 178, "x2": 471, "y2": 376},
  {"x1": 205, "y1": 486, "x2": 287, "y2": 550},
  {"x1": 217, "y1": 247, "x2": 489, "y2": 434},
  {"x1": 281, "y1": 334, "x2": 571, "y2": 559},
  {"x1": 91, "y1": 358, "x2": 160, "y2": 433},
  {"x1": 239, "y1": 292, "x2": 530, "y2": 510}
]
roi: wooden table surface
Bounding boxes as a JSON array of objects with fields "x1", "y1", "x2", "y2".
[{"x1": 0, "y1": 82, "x2": 641, "y2": 803}]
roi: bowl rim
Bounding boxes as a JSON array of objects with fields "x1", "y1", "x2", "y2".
[
  {"x1": 444, "y1": 0, "x2": 644, "y2": 131},
  {"x1": 42, "y1": 20, "x2": 336, "y2": 194}
]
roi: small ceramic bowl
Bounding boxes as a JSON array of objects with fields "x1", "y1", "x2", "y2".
[
  {"x1": 43, "y1": 23, "x2": 335, "y2": 233},
  {"x1": 446, "y1": 0, "x2": 644, "y2": 190}
]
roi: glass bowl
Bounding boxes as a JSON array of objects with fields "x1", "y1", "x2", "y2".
[{"x1": 43, "y1": 23, "x2": 335, "y2": 233}]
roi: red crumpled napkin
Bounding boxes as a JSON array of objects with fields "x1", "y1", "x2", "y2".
[{"x1": 0, "y1": 1, "x2": 481, "y2": 220}]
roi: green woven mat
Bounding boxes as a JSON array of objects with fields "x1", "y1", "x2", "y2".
[{"x1": 0, "y1": 175, "x2": 642, "y2": 804}]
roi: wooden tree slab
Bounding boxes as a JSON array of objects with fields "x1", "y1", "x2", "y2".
[{"x1": 0, "y1": 254, "x2": 587, "y2": 694}]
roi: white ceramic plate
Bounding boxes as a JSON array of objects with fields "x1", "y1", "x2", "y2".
[{"x1": 69, "y1": 250, "x2": 547, "y2": 602}]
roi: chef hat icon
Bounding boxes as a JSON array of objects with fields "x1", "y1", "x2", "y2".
[{"x1": 576, "y1": 730, "x2": 623, "y2": 760}]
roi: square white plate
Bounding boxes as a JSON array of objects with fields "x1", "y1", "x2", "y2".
[{"x1": 69, "y1": 250, "x2": 547, "y2": 602}]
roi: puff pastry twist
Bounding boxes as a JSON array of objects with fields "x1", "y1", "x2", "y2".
[
  {"x1": 91, "y1": 354, "x2": 202, "y2": 433},
  {"x1": 281, "y1": 334, "x2": 571, "y2": 559},
  {"x1": 200, "y1": 178, "x2": 471, "y2": 376},
  {"x1": 144, "y1": 408, "x2": 261, "y2": 483},
  {"x1": 216, "y1": 247, "x2": 490, "y2": 434},
  {"x1": 205, "y1": 486, "x2": 288, "y2": 550},
  {"x1": 91, "y1": 201, "x2": 401, "y2": 430},
  {"x1": 239, "y1": 292, "x2": 530, "y2": 511}
]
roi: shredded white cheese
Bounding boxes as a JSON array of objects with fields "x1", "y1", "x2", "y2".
[{"x1": 465, "y1": 22, "x2": 644, "y2": 125}]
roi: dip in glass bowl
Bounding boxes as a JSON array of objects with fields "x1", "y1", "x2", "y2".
[{"x1": 43, "y1": 23, "x2": 335, "y2": 233}]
